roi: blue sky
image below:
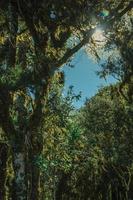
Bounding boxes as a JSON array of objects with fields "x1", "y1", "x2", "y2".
[{"x1": 62, "y1": 49, "x2": 116, "y2": 108}]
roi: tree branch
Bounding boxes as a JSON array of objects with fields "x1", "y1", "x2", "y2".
[
  {"x1": 56, "y1": 1, "x2": 133, "y2": 68},
  {"x1": 110, "y1": 1, "x2": 125, "y2": 18},
  {"x1": 56, "y1": 28, "x2": 95, "y2": 68},
  {"x1": 113, "y1": 1, "x2": 133, "y2": 20},
  {"x1": 7, "y1": 0, "x2": 18, "y2": 68},
  {"x1": 0, "y1": 86, "x2": 16, "y2": 140}
]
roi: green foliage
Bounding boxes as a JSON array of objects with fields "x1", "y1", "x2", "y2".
[
  {"x1": 72, "y1": 86, "x2": 133, "y2": 199},
  {"x1": 0, "y1": 0, "x2": 132, "y2": 199}
]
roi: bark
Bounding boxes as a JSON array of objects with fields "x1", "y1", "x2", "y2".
[
  {"x1": 29, "y1": 142, "x2": 43, "y2": 200},
  {"x1": 27, "y1": 79, "x2": 49, "y2": 199},
  {"x1": 30, "y1": 163, "x2": 40, "y2": 200},
  {"x1": 7, "y1": 0, "x2": 18, "y2": 68},
  {"x1": 12, "y1": 151, "x2": 26, "y2": 200},
  {"x1": 0, "y1": 143, "x2": 9, "y2": 200}
]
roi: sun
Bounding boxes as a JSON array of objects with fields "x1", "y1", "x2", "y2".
[{"x1": 92, "y1": 28, "x2": 106, "y2": 43}]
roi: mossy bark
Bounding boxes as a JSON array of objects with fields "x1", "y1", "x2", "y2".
[
  {"x1": 12, "y1": 151, "x2": 26, "y2": 200},
  {"x1": 0, "y1": 143, "x2": 8, "y2": 200}
]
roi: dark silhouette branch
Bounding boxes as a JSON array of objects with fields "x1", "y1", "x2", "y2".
[
  {"x1": 56, "y1": 1, "x2": 133, "y2": 69},
  {"x1": 56, "y1": 28, "x2": 95, "y2": 68},
  {"x1": 113, "y1": 1, "x2": 133, "y2": 20}
]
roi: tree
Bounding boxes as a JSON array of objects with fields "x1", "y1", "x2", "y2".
[
  {"x1": 0, "y1": 1, "x2": 132, "y2": 199},
  {"x1": 75, "y1": 86, "x2": 133, "y2": 199},
  {"x1": 32, "y1": 73, "x2": 83, "y2": 199},
  {"x1": 88, "y1": 4, "x2": 133, "y2": 102}
]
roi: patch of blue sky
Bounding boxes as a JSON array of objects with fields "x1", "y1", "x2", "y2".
[{"x1": 61, "y1": 49, "x2": 117, "y2": 108}]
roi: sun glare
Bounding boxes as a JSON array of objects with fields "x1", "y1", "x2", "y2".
[{"x1": 92, "y1": 29, "x2": 106, "y2": 43}]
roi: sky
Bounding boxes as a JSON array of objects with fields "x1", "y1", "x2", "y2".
[{"x1": 61, "y1": 49, "x2": 116, "y2": 108}]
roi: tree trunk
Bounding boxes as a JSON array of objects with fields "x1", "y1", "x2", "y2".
[
  {"x1": 29, "y1": 146, "x2": 42, "y2": 200},
  {"x1": 12, "y1": 151, "x2": 27, "y2": 200},
  {"x1": 30, "y1": 163, "x2": 40, "y2": 200},
  {"x1": 55, "y1": 172, "x2": 71, "y2": 200},
  {"x1": 0, "y1": 143, "x2": 8, "y2": 200}
]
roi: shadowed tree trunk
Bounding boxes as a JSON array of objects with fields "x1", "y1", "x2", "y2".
[
  {"x1": 29, "y1": 134, "x2": 44, "y2": 200},
  {"x1": 55, "y1": 172, "x2": 71, "y2": 200},
  {"x1": 12, "y1": 152, "x2": 26, "y2": 200},
  {"x1": 0, "y1": 143, "x2": 9, "y2": 200},
  {"x1": 30, "y1": 162, "x2": 40, "y2": 200},
  {"x1": 11, "y1": 134, "x2": 27, "y2": 200},
  {"x1": 29, "y1": 146, "x2": 41, "y2": 200}
]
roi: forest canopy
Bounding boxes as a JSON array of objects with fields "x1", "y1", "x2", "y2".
[{"x1": 0, "y1": 1, "x2": 133, "y2": 199}]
